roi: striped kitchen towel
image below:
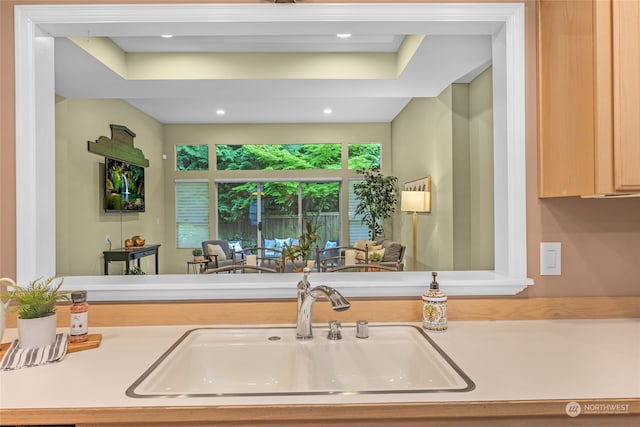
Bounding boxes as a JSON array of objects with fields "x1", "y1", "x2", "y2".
[{"x1": 0, "y1": 333, "x2": 67, "y2": 371}]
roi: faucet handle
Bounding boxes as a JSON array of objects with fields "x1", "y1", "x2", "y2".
[
  {"x1": 327, "y1": 320, "x2": 342, "y2": 340},
  {"x1": 356, "y1": 320, "x2": 369, "y2": 339}
]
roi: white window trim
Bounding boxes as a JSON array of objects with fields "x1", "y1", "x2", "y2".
[{"x1": 15, "y1": 3, "x2": 532, "y2": 300}]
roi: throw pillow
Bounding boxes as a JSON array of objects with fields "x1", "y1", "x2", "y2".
[
  {"x1": 324, "y1": 240, "x2": 338, "y2": 249},
  {"x1": 229, "y1": 240, "x2": 243, "y2": 252},
  {"x1": 207, "y1": 244, "x2": 227, "y2": 261},
  {"x1": 275, "y1": 238, "x2": 289, "y2": 250},
  {"x1": 264, "y1": 239, "x2": 276, "y2": 257},
  {"x1": 354, "y1": 241, "x2": 381, "y2": 261},
  {"x1": 382, "y1": 242, "x2": 403, "y2": 262},
  {"x1": 228, "y1": 240, "x2": 244, "y2": 260},
  {"x1": 323, "y1": 240, "x2": 339, "y2": 258},
  {"x1": 353, "y1": 240, "x2": 376, "y2": 251}
]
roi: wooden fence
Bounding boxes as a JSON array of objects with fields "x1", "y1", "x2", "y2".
[{"x1": 220, "y1": 213, "x2": 341, "y2": 247}]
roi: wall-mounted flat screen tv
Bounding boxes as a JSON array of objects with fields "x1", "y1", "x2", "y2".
[{"x1": 105, "y1": 157, "x2": 145, "y2": 212}]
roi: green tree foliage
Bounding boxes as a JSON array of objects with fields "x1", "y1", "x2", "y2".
[
  {"x1": 216, "y1": 144, "x2": 341, "y2": 171},
  {"x1": 348, "y1": 143, "x2": 381, "y2": 170},
  {"x1": 216, "y1": 144, "x2": 342, "y2": 224},
  {"x1": 177, "y1": 145, "x2": 208, "y2": 170},
  {"x1": 217, "y1": 181, "x2": 340, "y2": 225}
]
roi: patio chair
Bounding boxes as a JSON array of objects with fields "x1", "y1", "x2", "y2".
[
  {"x1": 316, "y1": 245, "x2": 368, "y2": 272},
  {"x1": 237, "y1": 246, "x2": 285, "y2": 273},
  {"x1": 201, "y1": 240, "x2": 238, "y2": 271},
  {"x1": 323, "y1": 263, "x2": 400, "y2": 272},
  {"x1": 202, "y1": 264, "x2": 280, "y2": 274}
]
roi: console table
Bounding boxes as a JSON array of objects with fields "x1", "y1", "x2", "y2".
[{"x1": 103, "y1": 244, "x2": 161, "y2": 275}]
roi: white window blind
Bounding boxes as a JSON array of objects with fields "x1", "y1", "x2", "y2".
[
  {"x1": 175, "y1": 180, "x2": 209, "y2": 248},
  {"x1": 348, "y1": 179, "x2": 369, "y2": 244}
]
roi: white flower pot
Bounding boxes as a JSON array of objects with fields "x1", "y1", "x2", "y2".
[{"x1": 17, "y1": 313, "x2": 57, "y2": 349}]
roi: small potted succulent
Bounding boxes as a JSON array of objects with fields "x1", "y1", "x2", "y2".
[
  {"x1": 0, "y1": 277, "x2": 68, "y2": 349},
  {"x1": 367, "y1": 251, "x2": 384, "y2": 272},
  {"x1": 368, "y1": 251, "x2": 384, "y2": 264},
  {"x1": 192, "y1": 248, "x2": 204, "y2": 262}
]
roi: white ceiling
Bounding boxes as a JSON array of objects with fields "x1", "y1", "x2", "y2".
[{"x1": 54, "y1": 23, "x2": 492, "y2": 124}]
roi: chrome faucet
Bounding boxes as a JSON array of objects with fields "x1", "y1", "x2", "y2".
[{"x1": 296, "y1": 268, "x2": 351, "y2": 340}]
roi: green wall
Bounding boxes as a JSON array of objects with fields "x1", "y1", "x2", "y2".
[
  {"x1": 390, "y1": 67, "x2": 494, "y2": 271},
  {"x1": 55, "y1": 102, "x2": 391, "y2": 275},
  {"x1": 55, "y1": 68, "x2": 492, "y2": 275},
  {"x1": 468, "y1": 67, "x2": 495, "y2": 270},
  {"x1": 391, "y1": 90, "x2": 456, "y2": 271},
  {"x1": 55, "y1": 98, "x2": 165, "y2": 275}
]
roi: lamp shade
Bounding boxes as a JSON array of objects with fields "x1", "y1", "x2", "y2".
[{"x1": 401, "y1": 190, "x2": 431, "y2": 213}]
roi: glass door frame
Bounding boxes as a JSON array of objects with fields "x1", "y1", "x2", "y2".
[{"x1": 215, "y1": 178, "x2": 343, "y2": 247}]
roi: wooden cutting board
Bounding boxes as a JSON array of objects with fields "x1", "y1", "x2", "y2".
[
  {"x1": 67, "y1": 333, "x2": 103, "y2": 353},
  {"x1": 0, "y1": 333, "x2": 102, "y2": 362}
]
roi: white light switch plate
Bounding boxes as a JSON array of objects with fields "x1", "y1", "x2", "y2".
[{"x1": 540, "y1": 242, "x2": 561, "y2": 276}]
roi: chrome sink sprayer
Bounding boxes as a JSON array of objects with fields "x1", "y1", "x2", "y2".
[{"x1": 296, "y1": 268, "x2": 350, "y2": 340}]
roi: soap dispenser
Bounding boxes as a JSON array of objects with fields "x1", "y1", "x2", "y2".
[{"x1": 422, "y1": 271, "x2": 447, "y2": 332}]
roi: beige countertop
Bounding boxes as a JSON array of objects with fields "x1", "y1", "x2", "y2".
[{"x1": 0, "y1": 319, "x2": 638, "y2": 424}]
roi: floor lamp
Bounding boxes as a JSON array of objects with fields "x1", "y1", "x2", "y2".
[{"x1": 401, "y1": 180, "x2": 431, "y2": 271}]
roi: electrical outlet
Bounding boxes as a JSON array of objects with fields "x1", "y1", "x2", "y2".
[{"x1": 106, "y1": 234, "x2": 111, "y2": 245}]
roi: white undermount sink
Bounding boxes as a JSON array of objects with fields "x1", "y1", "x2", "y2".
[{"x1": 126, "y1": 325, "x2": 474, "y2": 397}]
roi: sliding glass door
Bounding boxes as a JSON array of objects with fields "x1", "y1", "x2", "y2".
[
  {"x1": 217, "y1": 182, "x2": 258, "y2": 249},
  {"x1": 217, "y1": 180, "x2": 340, "y2": 251},
  {"x1": 301, "y1": 181, "x2": 340, "y2": 247},
  {"x1": 260, "y1": 181, "x2": 299, "y2": 246}
]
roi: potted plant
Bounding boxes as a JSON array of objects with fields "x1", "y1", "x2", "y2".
[
  {"x1": 353, "y1": 167, "x2": 398, "y2": 239},
  {"x1": 366, "y1": 251, "x2": 384, "y2": 272},
  {"x1": 192, "y1": 248, "x2": 204, "y2": 262},
  {"x1": 368, "y1": 252, "x2": 384, "y2": 264},
  {"x1": 0, "y1": 277, "x2": 68, "y2": 349},
  {"x1": 283, "y1": 220, "x2": 320, "y2": 272},
  {"x1": 129, "y1": 266, "x2": 146, "y2": 275}
]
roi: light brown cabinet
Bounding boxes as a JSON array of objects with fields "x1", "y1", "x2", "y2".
[
  {"x1": 612, "y1": 0, "x2": 640, "y2": 191},
  {"x1": 538, "y1": 0, "x2": 640, "y2": 197}
]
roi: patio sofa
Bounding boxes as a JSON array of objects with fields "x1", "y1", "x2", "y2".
[{"x1": 316, "y1": 237, "x2": 405, "y2": 271}]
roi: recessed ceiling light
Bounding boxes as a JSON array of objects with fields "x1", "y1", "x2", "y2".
[
  {"x1": 216, "y1": 109, "x2": 226, "y2": 116},
  {"x1": 336, "y1": 33, "x2": 352, "y2": 39},
  {"x1": 160, "y1": 34, "x2": 173, "y2": 38},
  {"x1": 323, "y1": 108, "x2": 333, "y2": 115}
]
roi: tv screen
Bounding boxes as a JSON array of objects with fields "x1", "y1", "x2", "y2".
[{"x1": 105, "y1": 157, "x2": 145, "y2": 212}]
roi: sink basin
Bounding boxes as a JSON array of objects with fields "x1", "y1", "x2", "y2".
[{"x1": 127, "y1": 325, "x2": 474, "y2": 397}]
